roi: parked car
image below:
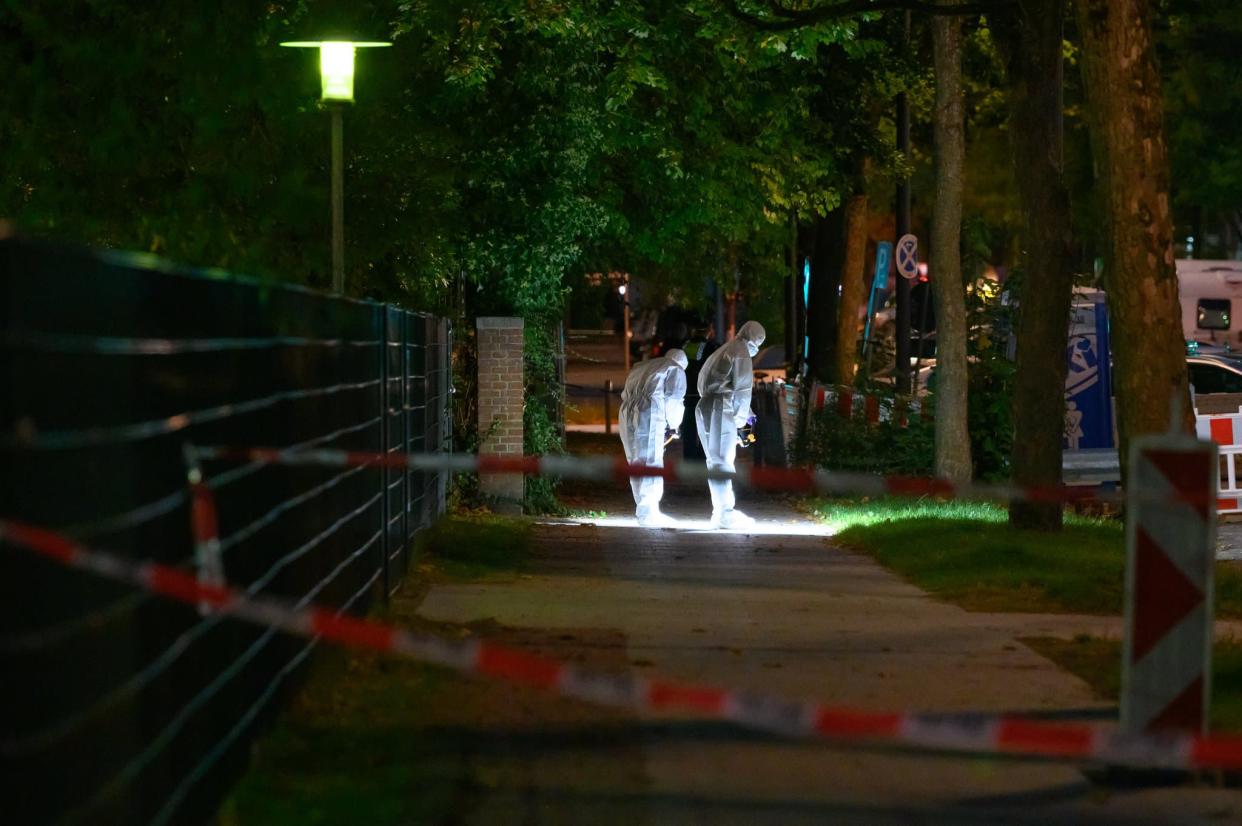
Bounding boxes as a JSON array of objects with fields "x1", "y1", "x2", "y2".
[
  {"x1": 1188, "y1": 351, "x2": 1242, "y2": 395},
  {"x1": 874, "y1": 347, "x2": 1238, "y2": 401},
  {"x1": 1179, "y1": 259, "x2": 1242, "y2": 350},
  {"x1": 752, "y1": 345, "x2": 787, "y2": 384}
]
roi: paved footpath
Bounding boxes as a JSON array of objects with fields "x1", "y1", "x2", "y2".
[{"x1": 415, "y1": 480, "x2": 1241, "y2": 824}]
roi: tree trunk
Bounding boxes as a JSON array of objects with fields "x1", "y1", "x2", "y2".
[
  {"x1": 931, "y1": 9, "x2": 972, "y2": 483},
  {"x1": 1075, "y1": 0, "x2": 1193, "y2": 470},
  {"x1": 726, "y1": 243, "x2": 741, "y2": 339},
  {"x1": 786, "y1": 211, "x2": 798, "y2": 367},
  {"x1": 807, "y1": 210, "x2": 844, "y2": 385},
  {"x1": 995, "y1": 0, "x2": 1076, "y2": 531},
  {"x1": 835, "y1": 160, "x2": 870, "y2": 386}
]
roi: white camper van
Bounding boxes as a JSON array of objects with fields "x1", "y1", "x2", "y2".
[{"x1": 1180, "y1": 259, "x2": 1242, "y2": 348}]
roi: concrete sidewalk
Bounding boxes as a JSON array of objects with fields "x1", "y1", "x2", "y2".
[{"x1": 413, "y1": 482, "x2": 1240, "y2": 823}]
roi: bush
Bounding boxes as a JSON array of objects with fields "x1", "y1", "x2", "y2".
[
  {"x1": 966, "y1": 338, "x2": 1015, "y2": 481},
  {"x1": 795, "y1": 399, "x2": 935, "y2": 477},
  {"x1": 796, "y1": 294, "x2": 1013, "y2": 481}
]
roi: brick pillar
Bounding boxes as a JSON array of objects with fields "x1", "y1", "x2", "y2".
[{"x1": 476, "y1": 317, "x2": 524, "y2": 511}]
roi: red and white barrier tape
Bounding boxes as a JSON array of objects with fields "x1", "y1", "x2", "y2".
[
  {"x1": 193, "y1": 446, "x2": 1133, "y2": 507},
  {"x1": 6, "y1": 516, "x2": 1242, "y2": 771}
]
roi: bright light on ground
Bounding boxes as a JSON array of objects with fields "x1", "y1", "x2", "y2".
[{"x1": 538, "y1": 514, "x2": 837, "y2": 537}]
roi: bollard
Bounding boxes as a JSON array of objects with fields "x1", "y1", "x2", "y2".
[
  {"x1": 1122, "y1": 433, "x2": 1216, "y2": 736},
  {"x1": 605, "y1": 379, "x2": 613, "y2": 435}
]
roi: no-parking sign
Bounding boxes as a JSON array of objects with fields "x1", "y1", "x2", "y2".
[{"x1": 896, "y1": 234, "x2": 919, "y2": 280}]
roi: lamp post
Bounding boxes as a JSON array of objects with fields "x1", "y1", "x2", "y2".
[
  {"x1": 893, "y1": 12, "x2": 913, "y2": 395},
  {"x1": 619, "y1": 279, "x2": 631, "y2": 373},
  {"x1": 281, "y1": 40, "x2": 390, "y2": 294}
]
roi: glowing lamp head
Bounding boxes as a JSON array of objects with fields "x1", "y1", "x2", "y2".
[
  {"x1": 281, "y1": 40, "x2": 391, "y2": 103},
  {"x1": 319, "y1": 42, "x2": 356, "y2": 101}
]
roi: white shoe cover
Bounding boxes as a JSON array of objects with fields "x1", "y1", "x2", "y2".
[
  {"x1": 636, "y1": 510, "x2": 677, "y2": 528},
  {"x1": 712, "y1": 509, "x2": 755, "y2": 531}
]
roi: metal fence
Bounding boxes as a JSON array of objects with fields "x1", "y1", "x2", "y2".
[{"x1": 0, "y1": 237, "x2": 452, "y2": 826}]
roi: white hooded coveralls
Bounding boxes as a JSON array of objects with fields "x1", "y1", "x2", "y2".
[
  {"x1": 695, "y1": 321, "x2": 765, "y2": 521},
  {"x1": 618, "y1": 350, "x2": 688, "y2": 521}
]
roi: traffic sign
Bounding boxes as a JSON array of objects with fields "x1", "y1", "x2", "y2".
[
  {"x1": 1123, "y1": 436, "x2": 1216, "y2": 736},
  {"x1": 896, "y1": 234, "x2": 919, "y2": 280},
  {"x1": 872, "y1": 241, "x2": 892, "y2": 291}
]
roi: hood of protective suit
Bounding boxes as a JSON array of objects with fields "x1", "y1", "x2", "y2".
[
  {"x1": 737, "y1": 321, "x2": 766, "y2": 357},
  {"x1": 697, "y1": 321, "x2": 763, "y2": 402},
  {"x1": 665, "y1": 348, "x2": 689, "y2": 370}
]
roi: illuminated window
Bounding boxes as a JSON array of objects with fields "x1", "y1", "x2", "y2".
[{"x1": 1198, "y1": 299, "x2": 1231, "y2": 330}]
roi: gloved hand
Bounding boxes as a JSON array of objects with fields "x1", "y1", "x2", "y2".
[
  {"x1": 664, "y1": 427, "x2": 680, "y2": 442},
  {"x1": 745, "y1": 413, "x2": 757, "y2": 427}
]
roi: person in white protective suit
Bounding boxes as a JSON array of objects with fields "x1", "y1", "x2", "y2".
[
  {"x1": 618, "y1": 349, "x2": 689, "y2": 527},
  {"x1": 695, "y1": 320, "x2": 765, "y2": 529}
]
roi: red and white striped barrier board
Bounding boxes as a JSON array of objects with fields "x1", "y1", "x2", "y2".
[
  {"x1": 6, "y1": 516, "x2": 1242, "y2": 771},
  {"x1": 1123, "y1": 436, "x2": 1217, "y2": 735},
  {"x1": 1194, "y1": 409, "x2": 1242, "y2": 513},
  {"x1": 191, "y1": 446, "x2": 1133, "y2": 508},
  {"x1": 809, "y1": 383, "x2": 919, "y2": 428}
]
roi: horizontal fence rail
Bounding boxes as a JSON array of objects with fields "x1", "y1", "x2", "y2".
[{"x1": 0, "y1": 238, "x2": 451, "y2": 826}]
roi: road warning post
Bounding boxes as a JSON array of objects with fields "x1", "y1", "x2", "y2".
[{"x1": 1122, "y1": 435, "x2": 1217, "y2": 736}]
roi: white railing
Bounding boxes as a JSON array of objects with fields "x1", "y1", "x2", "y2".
[{"x1": 1219, "y1": 443, "x2": 1242, "y2": 513}]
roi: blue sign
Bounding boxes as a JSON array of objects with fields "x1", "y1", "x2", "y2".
[
  {"x1": 861, "y1": 242, "x2": 895, "y2": 357},
  {"x1": 1063, "y1": 298, "x2": 1114, "y2": 450},
  {"x1": 802, "y1": 258, "x2": 812, "y2": 360},
  {"x1": 873, "y1": 241, "x2": 892, "y2": 291}
]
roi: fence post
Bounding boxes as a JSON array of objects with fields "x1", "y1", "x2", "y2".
[
  {"x1": 424, "y1": 315, "x2": 435, "y2": 524},
  {"x1": 438, "y1": 318, "x2": 452, "y2": 515},
  {"x1": 398, "y1": 310, "x2": 409, "y2": 571},
  {"x1": 556, "y1": 321, "x2": 567, "y2": 445},
  {"x1": 403, "y1": 312, "x2": 413, "y2": 546},
  {"x1": 379, "y1": 306, "x2": 391, "y2": 603},
  {"x1": 605, "y1": 379, "x2": 613, "y2": 435},
  {"x1": 411, "y1": 315, "x2": 428, "y2": 528},
  {"x1": 1122, "y1": 434, "x2": 1216, "y2": 737}
]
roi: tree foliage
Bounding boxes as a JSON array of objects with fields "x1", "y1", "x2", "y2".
[
  {"x1": 1160, "y1": 0, "x2": 1242, "y2": 251},
  {"x1": 7, "y1": 0, "x2": 1231, "y2": 495}
]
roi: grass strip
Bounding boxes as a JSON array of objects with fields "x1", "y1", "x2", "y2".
[
  {"x1": 220, "y1": 513, "x2": 595, "y2": 825},
  {"x1": 1024, "y1": 635, "x2": 1242, "y2": 732},
  {"x1": 811, "y1": 498, "x2": 1242, "y2": 617},
  {"x1": 416, "y1": 513, "x2": 533, "y2": 581}
]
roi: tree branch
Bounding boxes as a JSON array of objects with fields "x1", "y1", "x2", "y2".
[{"x1": 724, "y1": 0, "x2": 1009, "y2": 30}]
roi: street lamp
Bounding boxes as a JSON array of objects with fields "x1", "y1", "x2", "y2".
[
  {"x1": 619, "y1": 279, "x2": 631, "y2": 372},
  {"x1": 281, "y1": 40, "x2": 391, "y2": 294}
]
